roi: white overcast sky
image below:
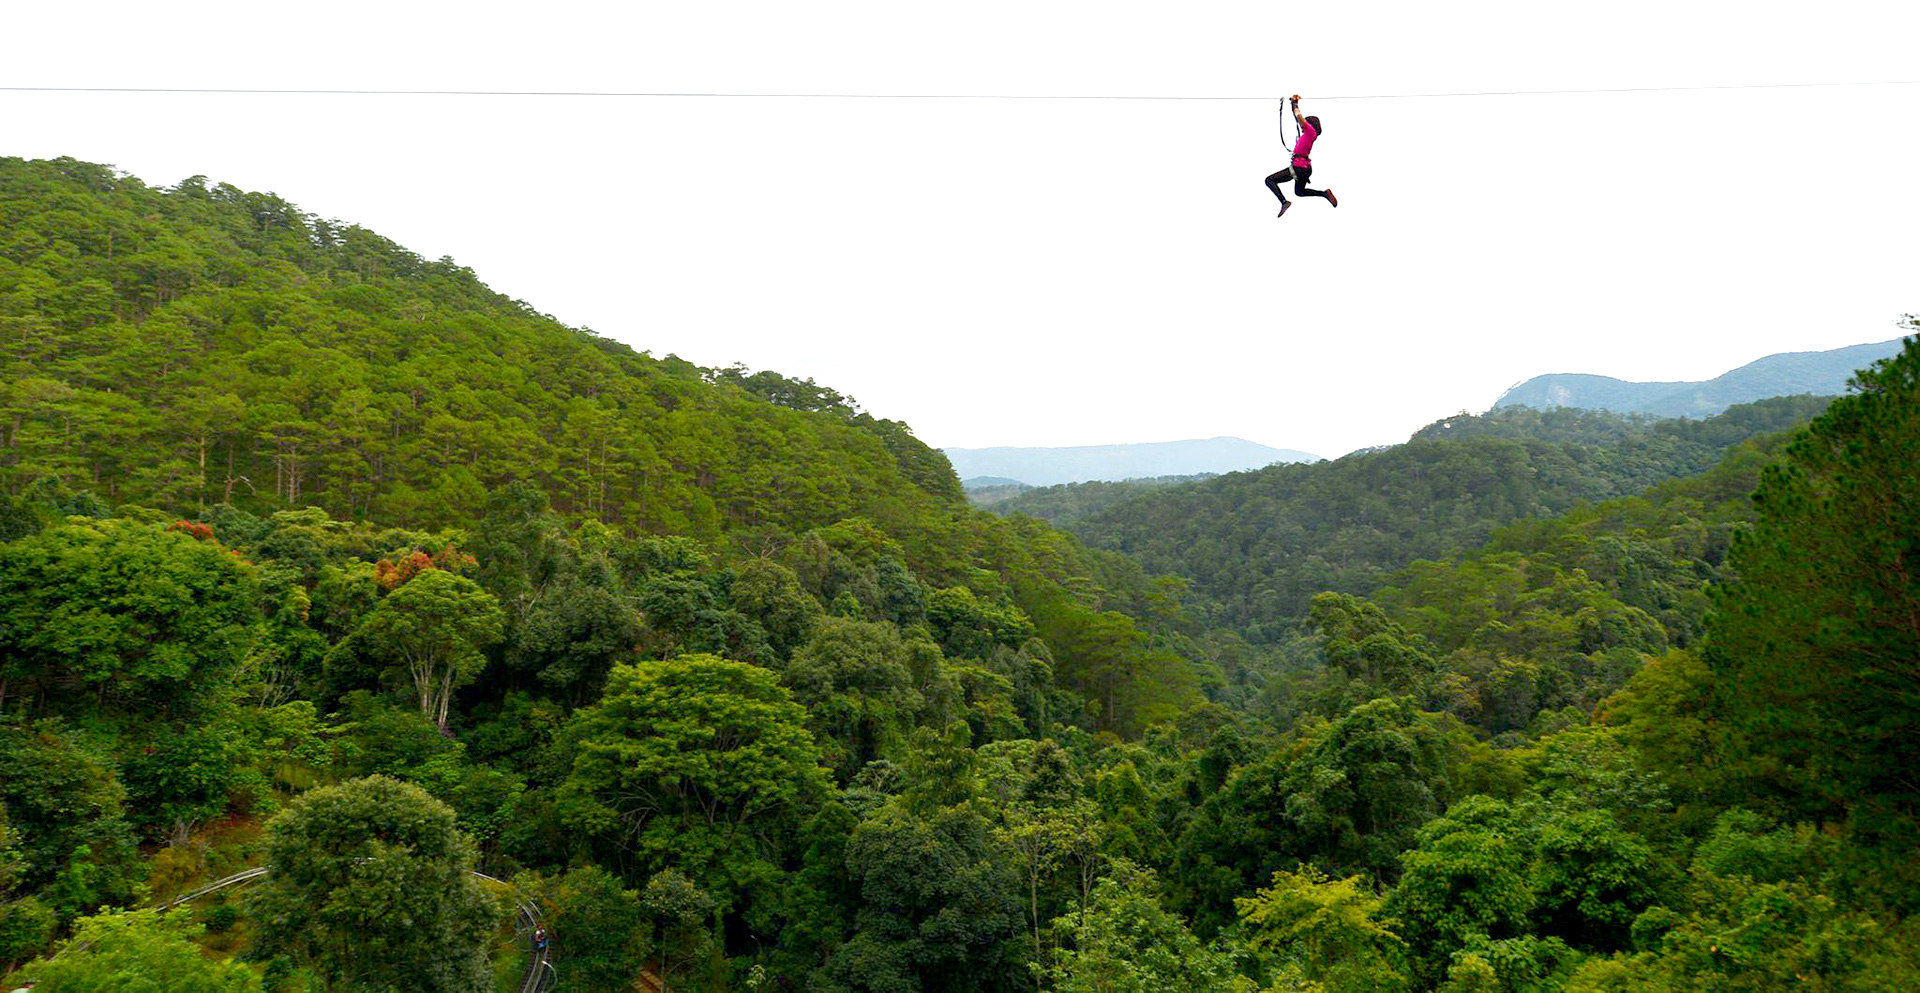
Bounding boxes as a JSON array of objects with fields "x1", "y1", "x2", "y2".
[{"x1": 7, "y1": 1, "x2": 1916, "y2": 458}]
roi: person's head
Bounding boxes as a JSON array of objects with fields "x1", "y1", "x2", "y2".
[{"x1": 1305, "y1": 115, "x2": 1322, "y2": 134}]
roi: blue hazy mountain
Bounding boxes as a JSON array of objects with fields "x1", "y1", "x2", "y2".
[
  {"x1": 945, "y1": 437, "x2": 1320, "y2": 488},
  {"x1": 1493, "y1": 338, "x2": 1905, "y2": 418}
]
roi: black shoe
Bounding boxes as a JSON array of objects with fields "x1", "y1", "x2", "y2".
[{"x1": 1277, "y1": 201, "x2": 1292, "y2": 218}]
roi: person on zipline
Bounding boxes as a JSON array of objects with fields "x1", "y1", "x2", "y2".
[{"x1": 1266, "y1": 95, "x2": 1337, "y2": 217}]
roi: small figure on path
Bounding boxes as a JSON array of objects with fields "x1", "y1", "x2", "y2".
[{"x1": 1266, "y1": 95, "x2": 1338, "y2": 217}]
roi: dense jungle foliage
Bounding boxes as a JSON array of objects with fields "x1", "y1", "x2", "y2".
[{"x1": 3, "y1": 158, "x2": 1917, "y2": 992}]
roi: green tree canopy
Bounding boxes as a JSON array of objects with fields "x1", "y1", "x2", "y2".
[
  {"x1": 518, "y1": 863, "x2": 647, "y2": 992},
  {"x1": 827, "y1": 797, "x2": 1026, "y2": 992},
  {"x1": 557, "y1": 656, "x2": 827, "y2": 900},
  {"x1": 0, "y1": 722, "x2": 142, "y2": 908},
  {"x1": 1706, "y1": 333, "x2": 1920, "y2": 899},
  {"x1": 13, "y1": 908, "x2": 262, "y2": 993},
  {"x1": 0, "y1": 518, "x2": 255, "y2": 718},
  {"x1": 1387, "y1": 796, "x2": 1535, "y2": 976},
  {"x1": 1284, "y1": 697, "x2": 1454, "y2": 882},
  {"x1": 1236, "y1": 865, "x2": 1408, "y2": 991},
  {"x1": 1043, "y1": 864, "x2": 1242, "y2": 993},
  {"x1": 785, "y1": 616, "x2": 925, "y2": 779},
  {"x1": 1528, "y1": 808, "x2": 1655, "y2": 952},
  {"x1": 348, "y1": 567, "x2": 503, "y2": 730},
  {"x1": 245, "y1": 775, "x2": 497, "y2": 993}
]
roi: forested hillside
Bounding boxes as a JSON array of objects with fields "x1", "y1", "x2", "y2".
[
  {"x1": 0, "y1": 157, "x2": 1221, "y2": 990},
  {"x1": 1019, "y1": 398, "x2": 1832, "y2": 639},
  {"x1": 0, "y1": 156, "x2": 961, "y2": 534},
  {"x1": 979, "y1": 473, "x2": 1212, "y2": 524},
  {"x1": 3, "y1": 156, "x2": 1917, "y2": 993}
]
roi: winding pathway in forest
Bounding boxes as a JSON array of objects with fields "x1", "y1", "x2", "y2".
[{"x1": 156, "y1": 866, "x2": 556, "y2": 992}]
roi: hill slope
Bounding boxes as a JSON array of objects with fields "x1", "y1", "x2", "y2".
[
  {"x1": 0, "y1": 156, "x2": 962, "y2": 538},
  {"x1": 943, "y1": 436, "x2": 1319, "y2": 487},
  {"x1": 1493, "y1": 337, "x2": 1902, "y2": 417},
  {"x1": 0, "y1": 154, "x2": 1215, "y2": 737},
  {"x1": 978, "y1": 475, "x2": 1214, "y2": 528}
]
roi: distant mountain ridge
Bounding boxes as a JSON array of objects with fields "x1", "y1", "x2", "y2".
[
  {"x1": 943, "y1": 437, "x2": 1319, "y2": 487},
  {"x1": 1493, "y1": 337, "x2": 1905, "y2": 417}
]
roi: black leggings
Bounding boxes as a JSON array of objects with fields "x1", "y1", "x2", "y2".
[{"x1": 1266, "y1": 164, "x2": 1331, "y2": 203}]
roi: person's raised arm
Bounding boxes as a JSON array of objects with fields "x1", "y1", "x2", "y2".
[{"x1": 1291, "y1": 94, "x2": 1307, "y2": 128}]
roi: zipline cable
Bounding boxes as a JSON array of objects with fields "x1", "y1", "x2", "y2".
[
  {"x1": 1312, "y1": 78, "x2": 1920, "y2": 100},
  {"x1": 1, "y1": 79, "x2": 1918, "y2": 101}
]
